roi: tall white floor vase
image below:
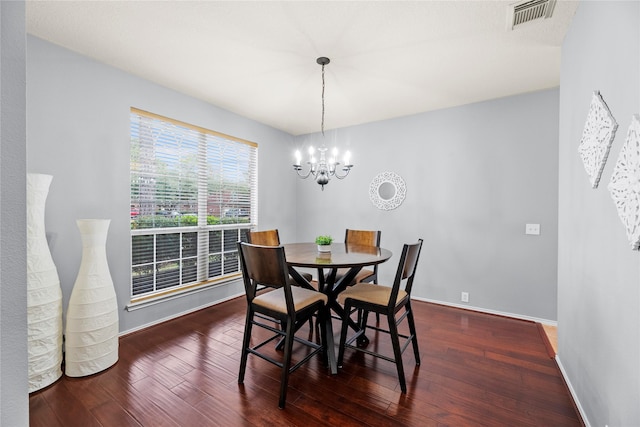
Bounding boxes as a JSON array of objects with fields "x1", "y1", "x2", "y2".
[
  {"x1": 27, "y1": 173, "x2": 63, "y2": 392},
  {"x1": 65, "y1": 219, "x2": 119, "y2": 377}
]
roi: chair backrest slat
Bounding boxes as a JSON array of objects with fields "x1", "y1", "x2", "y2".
[
  {"x1": 345, "y1": 229, "x2": 381, "y2": 247},
  {"x1": 247, "y1": 229, "x2": 281, "y2": 246},
  {"x1": 238, "y1": 243, "x2": 294, "y2": 313},
  {"x1": 389, "y1": 239, "x2": 423, "y2": 307}
]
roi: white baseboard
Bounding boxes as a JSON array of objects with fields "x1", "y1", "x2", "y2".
[
  {"x1": 412, "y1": 296, "x2": 557, "y2": 326},
  {"x1": 120, "y1": 291, "x2": 244, "y2": 336},
  {"x1": 556, "y1": 355, "x2": 591, "y2": 427}
]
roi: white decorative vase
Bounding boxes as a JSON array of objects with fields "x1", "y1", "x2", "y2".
[
  {"x1": 27, "y1": 173, "x2": 63, "y2": 392},
  {"x1": 65, "y1": 219, "x2": 119, "y2": 377}
]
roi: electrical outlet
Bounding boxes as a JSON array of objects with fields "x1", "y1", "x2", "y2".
[
  {"x1": 461, "y1": 292, "x2": 469, "y2": 303},
  {"x1": 525, "y1": 223, "x2": 540, "y2": 235}
]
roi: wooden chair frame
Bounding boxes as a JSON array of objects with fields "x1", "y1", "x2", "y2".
[
  {"x1": 237, "y1": 242, "x2": 329, "y2": 408},
  {"x1": 247, "y1": 229, "x2": 315, "y2": 334},
  {"x1": 337, "y1": 239, "x2": 423, "y2": 393},
  {"x1": 344, "y1": 229, "x2": 382, "y2": 282},
  {"x1": 248, "y1": 229, "x2": 314, "y2": 286},
  {"x1": 336, "y1": 229, "x2": 382, "y2": 323}
]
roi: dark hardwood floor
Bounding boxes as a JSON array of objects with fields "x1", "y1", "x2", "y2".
[{"x1": 29, "y1": 298, "x2": 582, "y2": 426}]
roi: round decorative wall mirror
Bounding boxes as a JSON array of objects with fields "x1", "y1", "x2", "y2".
[{"x1": 369, "y1": 171, "x2": 406, "y2": 210}]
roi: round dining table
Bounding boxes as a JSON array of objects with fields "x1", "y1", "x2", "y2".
[{"x1": 283, "y1": 242, "x2": 392, "y2": 374}]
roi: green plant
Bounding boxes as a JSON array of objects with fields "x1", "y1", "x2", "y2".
[
  {"x1": 130, "y1": 214, "x2": 251, "y2": 230},
  {"x1": 315, "y1": 235, "x2": 333, "y2": 245}
]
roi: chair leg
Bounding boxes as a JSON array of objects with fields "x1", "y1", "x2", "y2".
[
  {"x1": 406, "y1": 303, "x2": 420, "y2": 365},
  {"x1": 387, "y1": 312, "x2": 407, "y2": 393},
  {"x1": 238, "y1": 308, "x2": 254, "y2": 383},
  {"x1": 308, "y1": 317, "x2": 314, "y2": 330},
  {"x1": 362, "y1": 277, "x2": 381, "y2": 324},
  {"x1": 337, "y1": 302, "x2": 352, "y2": 368},
  {"x1": 317, "y1": 306, "x2": 329, "y2": 366},
  {"x1": 358, "y1": 308, "x2": 378, "y2": 326},
  {"x1": 359, "y1": 310, "x2": 369, "y2": 333},
  {"x1": 275, "y1": 319, "x2": 290, "y2": 351},
  {"x1": 278, "y1": 319, "x2": 295, "y2": 409},
  {"x1": 356, "y1": 310, "x2": 371, "y2": 347}
]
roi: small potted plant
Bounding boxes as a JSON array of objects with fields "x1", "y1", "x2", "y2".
[{"x1": 315, "y1": 235, "x2": 333, "y2": 252}]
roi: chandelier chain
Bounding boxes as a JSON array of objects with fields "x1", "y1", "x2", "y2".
[{"x1": 321, "y1": 62, "x2": 325, "y2": 136}]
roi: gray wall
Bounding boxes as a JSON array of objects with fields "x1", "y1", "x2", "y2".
[
  {"x1": 0, "y1": 1, "x2": 28, "y2": 425},
  {"x1": 558, "y1": 2, "x2": 640, "y2": 426},
  {"x1": 295, "y1": 89, "x2": 560, "y2": 322},
  {"x1": 27, "y1": 36, "x2": 298, "y2": 333}
]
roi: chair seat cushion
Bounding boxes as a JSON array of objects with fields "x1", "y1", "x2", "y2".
[
  {"x1": 288, "y1": 271, "x2": 313, "y2": 286},
  {"x1": 337, "y1": 282, "x2": 407, "y2": 307},
  {"x1": 333, "y1": 268, "x2": 374, "y2": 284},
  {"x1": 254, "y1": 286, "x2": 327, "y2": 314}
]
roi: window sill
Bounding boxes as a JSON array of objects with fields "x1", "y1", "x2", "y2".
[{"x1": 126, "y1": 274, "x2": 242, "y2": 311}]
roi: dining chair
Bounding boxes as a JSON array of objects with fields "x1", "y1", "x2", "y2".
[
  {"x1": 333, "y1": 229, "x2": 382, "y2": 322},
  {"x1": 248, "y1": 229, "x2": 313, "y2": 285},
  {"x1": 345, "y1": 229, "x2": 382, "y2": 283},
  {"x1": 337, "y1": 239, "x2": 423, "y2": 393},
  {"x1": 237, "y1": 242, "x2": 329, "y2": 408},
  {"x1": 331, "y1": 229, "x2": 382, "y2": 285}
]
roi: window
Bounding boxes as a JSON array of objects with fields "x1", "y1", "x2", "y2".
[{"x1": 130, "y1": 108, "x2": 257, "y2": 301}]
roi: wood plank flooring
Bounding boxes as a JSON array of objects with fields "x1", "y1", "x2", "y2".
[
  {"x1": 29, "y1": 298, "x2": 582, "y2": 426},
  {"x1": 542, "y1": 324, "x2": 558, "y2": 355}
]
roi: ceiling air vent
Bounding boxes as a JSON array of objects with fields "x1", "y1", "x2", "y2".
[{"x1": 508, "y1": 0, "x2": 556, "y2": 30}]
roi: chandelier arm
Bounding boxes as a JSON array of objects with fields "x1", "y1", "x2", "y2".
[
  {"x1": 293, "y1": 165, "x2": 315, "y2": 179},
  {"x1": 333, "y1": 167, "x2": 352, "y2": 179}
]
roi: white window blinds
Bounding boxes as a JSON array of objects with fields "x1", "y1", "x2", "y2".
[{"x1": 130, "y1": 108, "x2": 257, "y2": 299}]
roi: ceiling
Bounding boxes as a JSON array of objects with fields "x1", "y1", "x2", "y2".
[{"x1": 26, "y1": 1, "x2": 579, "y2": 136}]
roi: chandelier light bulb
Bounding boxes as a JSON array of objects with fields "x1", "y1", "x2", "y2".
[
  {"x1": 295, "y1": 150, "x2": 302, "y2": 165},
  {"x1": 344, "y1": 151, "x2": 352, "y2": 166}
]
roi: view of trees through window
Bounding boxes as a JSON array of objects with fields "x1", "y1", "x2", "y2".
[{"x1": 130, "y1": 108, "x2": 257, "y2": 298}]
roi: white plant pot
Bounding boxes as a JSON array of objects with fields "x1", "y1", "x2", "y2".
[
  {"x1": 317, "y1": 244, "x2": 331, "y2": 252},
  {"x1": 65, "y1": 219, "x2": 119, "y2": 377},
  {"x1": 27, "y1": 173, "x2": 63, "y2": 392}
]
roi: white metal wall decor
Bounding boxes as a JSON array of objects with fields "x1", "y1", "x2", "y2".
[
  {"x1": 578, "y1": 91, "x2": 618, "y2": 188},
  {"x1": 608, "y1": 115, "x2": 640, "y2": 250},
  {"x1": 369, "y1": 171, "x2": 406, "y2": 210}
]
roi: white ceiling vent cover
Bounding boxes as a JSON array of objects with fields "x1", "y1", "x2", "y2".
[{"x1": 508, "y1": 0, "x2": 557, "y2": 30}]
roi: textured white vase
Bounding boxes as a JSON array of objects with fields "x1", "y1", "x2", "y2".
[
  {"x1": 65, "y1": 219, "x2": 119, "y2": 377},
  {"x1": 27, "y1": 173, "x2": 63, "y2": 392}
]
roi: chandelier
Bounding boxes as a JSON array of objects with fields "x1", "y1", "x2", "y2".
[{"x1": 293, "y1": 57, "x2": 353, "y2": 190}]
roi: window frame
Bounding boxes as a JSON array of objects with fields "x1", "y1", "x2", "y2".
[{"x1": 129, "y1": 108, "x2": 257, "y2": 305}]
